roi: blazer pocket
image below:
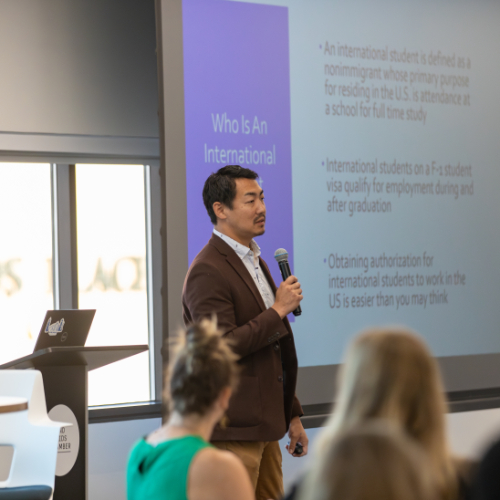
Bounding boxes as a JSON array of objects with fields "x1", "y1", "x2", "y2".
[{"x1": 226, "y1": 376, "x2": 262, "y2": 427}]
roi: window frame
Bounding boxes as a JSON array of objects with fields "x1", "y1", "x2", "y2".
[{"x1": 0, "y1": 153, "x2": 163, "y2": 423}]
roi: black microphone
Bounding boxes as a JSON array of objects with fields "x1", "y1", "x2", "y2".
[{"x1": 274, "y1": 248, "x2": 302, "y2": 316}]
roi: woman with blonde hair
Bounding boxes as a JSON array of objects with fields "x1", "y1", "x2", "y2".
[
  {"x1": 127, "y1": 318, "x2": 254, "y2": 500},
  {"x1": 294, "y1": 327, "x2": 467, "y2": 500},
  {"x1": 299, "y1": 421, "x2": 437, "y2": 500}
]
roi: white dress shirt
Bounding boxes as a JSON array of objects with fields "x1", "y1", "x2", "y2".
[{"x1": 213, "y1": 229, "x2": 275, "y2": 309}]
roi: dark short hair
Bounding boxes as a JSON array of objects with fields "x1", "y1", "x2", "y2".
[{"x1": 202, "y1": 165, "x2": 258, "y2": 224}]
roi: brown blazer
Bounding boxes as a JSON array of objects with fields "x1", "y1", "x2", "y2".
[{"x1": 182, "y1": 234, "x2": 303, "y2": 442}]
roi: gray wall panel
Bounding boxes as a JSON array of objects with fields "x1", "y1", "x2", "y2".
[{"x1": 0, "y1": 0, "x2": 158, "y2": 139}]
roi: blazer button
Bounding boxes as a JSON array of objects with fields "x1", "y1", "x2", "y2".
[
  {"x1": 278, "y1": 376, "x2": 283, "y2": 382},
  {"x1": 274, "y1": 344, "x2": 280, "y2": 351}
]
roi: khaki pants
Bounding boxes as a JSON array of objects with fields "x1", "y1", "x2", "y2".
[{"x1": 212, "y1": 440, "x2": 284, "y2": 500}]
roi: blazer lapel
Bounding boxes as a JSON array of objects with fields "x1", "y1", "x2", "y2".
[{"x1": 210, "y1": 234, "x2": 267, "y2": 312}]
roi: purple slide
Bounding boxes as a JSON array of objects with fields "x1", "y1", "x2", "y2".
[{"x1": 183, "y1": 0, "x2": 294, "y2": 292}]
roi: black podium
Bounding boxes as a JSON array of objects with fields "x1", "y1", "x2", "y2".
[{"x1": 0, "y1": 345, "x2": 148, "y2": 500}]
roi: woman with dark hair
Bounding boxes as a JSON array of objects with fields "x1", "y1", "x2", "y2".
[{"x1": 127, "y1": 318, "x2": 254, "y2": 500}]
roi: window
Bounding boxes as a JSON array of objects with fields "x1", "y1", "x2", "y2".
[
  {"x1": 0, "y1": 163, "x2": 53, "y2": 364},
  {"x1": 76, "y1": 164, "x2": 150, "y2": 406},
  {"x1": 0, "y1": 160, "x2": 161, "y2": 414}
]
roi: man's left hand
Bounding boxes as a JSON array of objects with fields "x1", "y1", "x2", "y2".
[{"x1": 286, "y1": 416, "x2": 308, "y2": 457}]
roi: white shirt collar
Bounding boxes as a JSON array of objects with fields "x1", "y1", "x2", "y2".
[{"x1": 213, "y1": 228, "x2": 261, "y2": 262}]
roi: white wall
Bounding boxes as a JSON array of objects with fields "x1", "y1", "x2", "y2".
[
  {"x1": 88, "y1": 418, "x2": 160, "y2": 500},
  {"x1": 447, "y1": 407, "x2": 500, "y2": 458},
  {"x1": 88, "y1": 408, "x2": 500, "y2": 500}
]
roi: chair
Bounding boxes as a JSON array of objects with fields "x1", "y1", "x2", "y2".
[{"x1": 0, "y1": 370, "x2": 68, "y2": 500}]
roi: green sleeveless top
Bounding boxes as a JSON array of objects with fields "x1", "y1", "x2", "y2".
[{"x1": 127, "y1": 435, "x2": 212, "y2": 500}]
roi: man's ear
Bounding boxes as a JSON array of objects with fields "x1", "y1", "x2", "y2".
[{"x1": 213, "y1": 201, "x2": 227, "y2": 221}]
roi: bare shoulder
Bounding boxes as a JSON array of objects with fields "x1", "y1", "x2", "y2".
[{"x1": 188, "y1": 447, "x2": 254, "y2": 500}]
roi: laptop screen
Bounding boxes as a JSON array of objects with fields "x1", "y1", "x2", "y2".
[{"x1": 33, "y1": 310, "x2": 96, "y2": 352}]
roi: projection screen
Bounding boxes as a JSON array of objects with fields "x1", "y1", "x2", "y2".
[{"x1": 156, "y1": 0, "x2": 500, "y2": 414}]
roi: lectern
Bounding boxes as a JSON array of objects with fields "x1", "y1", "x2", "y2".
[{"x1": 0, "y1": 345, "x2": 148, "y2": 500}]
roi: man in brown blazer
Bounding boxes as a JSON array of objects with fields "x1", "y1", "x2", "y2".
[{"x1": 182, "y1": 165, "x2": 308, "y2": 500}]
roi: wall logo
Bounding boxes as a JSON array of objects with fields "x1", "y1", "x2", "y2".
[{"x1": 45, "y1": 317, "x2": 65, "y2": 336}]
